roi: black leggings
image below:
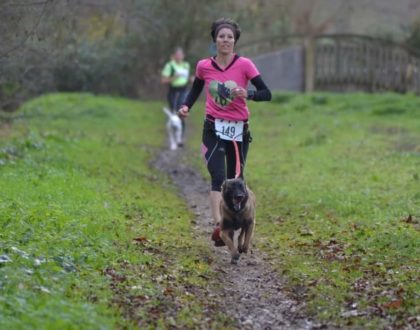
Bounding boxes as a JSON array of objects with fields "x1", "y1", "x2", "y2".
[
  {"x1": 202, "y1": 120, "x2": 251, "y2": 192},
  {"x1": 167, "y1": 86, "x2": 188, "y2": 111},
  {"x1": 167, "y1": 86, "x2": 188, "y2": 135}
]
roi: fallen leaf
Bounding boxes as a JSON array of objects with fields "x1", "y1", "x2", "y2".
[
  {"x1": 163, "y1": 287, "x2": 174, "y2": 296},
  {"x1": 103, "y1": 267, "x2": 127, "y2": 282},
  {"x1": 207, "y1": 256, "x2": 214, "y2": 264},
  {"x1": 148, "y1": 306, "x2": 161, "y2": 318},
  {"x1": 133, "y1": 236, "x2": 149, "y2": 245},
  {"x1": 382, "y1": 299, "x2": 403, "y2": 309},
  {"x1": 404, "y1": 214, "x2": 413, "y2": 223}
]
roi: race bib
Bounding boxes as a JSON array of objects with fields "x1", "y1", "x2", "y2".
[
  {"x1": 176, "y1": 67, "x2": 189, "y2": 78},
  {"x1": 215, "y1": 119, "x2": 244, "y2": 142}
]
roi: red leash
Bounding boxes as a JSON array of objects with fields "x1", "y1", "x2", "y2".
[
  {"x1": 232, "y1": 139, "x2": 241, "y2": 179},
  {"x1": 211, "y1": 135, "x2": 242, "y2": 247}
]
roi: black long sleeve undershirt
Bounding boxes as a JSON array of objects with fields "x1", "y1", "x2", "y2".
[
  {"x1": 249, "y1": 75, "x2": 272, "y2": 102},
  {"x1": 182, "y1": 74, "x2": 271, "y2": 111},
  {"x1": 183, "y1": 77, "x2": 204, "y2": 109}
]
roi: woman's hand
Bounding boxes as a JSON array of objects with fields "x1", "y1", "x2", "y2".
[
  {"x1": 230, "y1": 87, "x2": 248, "y2": 99},
  {"x1": 177, "y1": 105, "x2": 190, "y2": 118}
]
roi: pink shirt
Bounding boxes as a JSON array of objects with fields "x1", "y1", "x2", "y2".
[{"x1": 196, "y1": 55, "x2": 260, "y2": 121}]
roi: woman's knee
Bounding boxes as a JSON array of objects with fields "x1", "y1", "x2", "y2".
[
  {"x1": 211, "y1": 173, "x2": 225, "y2": 192},
  {"x1": 208, "y1": 162, "x2": 225, "y2": 192}
]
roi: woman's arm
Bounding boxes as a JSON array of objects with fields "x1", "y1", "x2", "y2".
[
  {"x1": 161, "y1": 76, "x2": 172, "y2": 84},
  {"x1": 183, "y1": 77, "x2": 205, "y2": 109},
  {"x1": 248, "y1": 75, "x2": 272, "y2": 101},
  {"x1": 161, "y1": 62, "x2": 174, "y2": 84}
]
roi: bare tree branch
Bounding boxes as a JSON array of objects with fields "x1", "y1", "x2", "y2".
[{"x1": 0, "y1": 0, "x2": 52, "y2": 59}]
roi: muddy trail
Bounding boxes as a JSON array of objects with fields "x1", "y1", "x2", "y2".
[{"x1": 154, "y1": 148, "x2": 319, "y2": 330}]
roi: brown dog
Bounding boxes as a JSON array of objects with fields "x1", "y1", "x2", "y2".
[{"x1": 219, "y1": 178, "x2": 256, "y2": 264}]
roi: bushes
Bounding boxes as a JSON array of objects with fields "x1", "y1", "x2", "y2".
[
  {"x1": 0, "y1": 37, "x2": 154, "y2": 111},
  {"x1": 52, "y1": 40, "x2": 139, "y2": 97}
]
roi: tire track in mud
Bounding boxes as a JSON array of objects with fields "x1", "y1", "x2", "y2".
[{"x1": 154, "y1": 148, "x2": 319, "y2": 330}]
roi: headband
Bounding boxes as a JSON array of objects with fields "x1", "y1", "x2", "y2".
[{"x1": 214, "y1": 23, "x2": 237, "y2": 41}]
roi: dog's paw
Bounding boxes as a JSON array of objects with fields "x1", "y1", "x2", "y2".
[
  {"x1": 230, "y1": 252, "x2": 240, "y2": 264},
  {"x1": 238, "y1": 246, "x2": 248, "y2": 254}
]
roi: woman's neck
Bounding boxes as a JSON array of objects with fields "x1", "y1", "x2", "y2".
[{"x1": 215, "y1": 52, "x2": 234, "y2": 68}]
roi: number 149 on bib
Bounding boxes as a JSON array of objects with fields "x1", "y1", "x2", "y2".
[{"x1": 214, "y1": 119, "x2": 244, "y2": 142}]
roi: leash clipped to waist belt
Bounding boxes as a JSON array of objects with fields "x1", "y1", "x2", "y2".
[
  {"x1": 231, "y1": 138, "x2": 241, "y2": 179},
  {"x1": 214, "y1": 128, "x2": 243, "y2": 179}
]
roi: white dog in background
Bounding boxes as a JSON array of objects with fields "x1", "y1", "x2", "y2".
[{"x1": 163, "y1": 107, "x2": 183, "y2": 150}]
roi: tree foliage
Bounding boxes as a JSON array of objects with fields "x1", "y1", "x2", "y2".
[
  {"x1": 0, "y1": 0, "x2": 293, "y2": 111},
  {"x1": 404, "y1": 19, "x2": 420, "y2": 52}
]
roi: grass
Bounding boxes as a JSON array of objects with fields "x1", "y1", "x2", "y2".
[
  {"x1": 187, "y1": 92, "x2": 420, "y2": 329},
  {"x1": 0, "y1": 93, "x2": 232, "y2": 329},
  {"x1": 1, "y1": 91, "x2": 419, "y2": 329}
]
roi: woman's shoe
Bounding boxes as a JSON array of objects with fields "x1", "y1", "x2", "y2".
[{"x1": 211, "y1": 227, "x2": 225, "y2": 246}]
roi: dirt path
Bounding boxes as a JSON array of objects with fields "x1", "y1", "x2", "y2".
[{"x1": 154, "y1": 149, "x2": 318, "y2": 330}]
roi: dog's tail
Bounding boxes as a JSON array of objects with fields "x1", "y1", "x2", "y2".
[{"x1": 162, "y1": 107, "x2": 174, "y2": 118}]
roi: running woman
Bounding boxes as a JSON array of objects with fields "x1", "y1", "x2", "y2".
[
  {"x1": 178, "y1": 18, "x2": 271, "y2": 242},
  {"x1": 161, "y1": 47, "x2": 191, "y2": 140}
]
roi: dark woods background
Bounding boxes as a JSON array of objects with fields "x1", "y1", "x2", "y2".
[
  {"x1": 2, "y1": 0, "x2": 420, "y2": 111},
  {"x1": 1, "y1": 0, "x2": 283, "y2": 110}
]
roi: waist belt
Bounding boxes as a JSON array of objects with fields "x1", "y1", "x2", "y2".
[
  {"x1": 204, "y1": 116, "x2": 249, "y2": 133},
  {"x1": 205, "y1": 114, "x2": 249, "y2": 123}
]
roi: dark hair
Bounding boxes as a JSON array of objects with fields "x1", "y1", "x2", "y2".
[
  {"x1": 211, "y1": 18, "x2": 241, "y2": 44},
  {"x1": 173, "y1": 47, "x2": 184, "y2": 54}
]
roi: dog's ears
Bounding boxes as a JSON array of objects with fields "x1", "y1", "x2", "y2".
[{"x1": 221, "y1": 181, "x2": 226, "y2": 192}]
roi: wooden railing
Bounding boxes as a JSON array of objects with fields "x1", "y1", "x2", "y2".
[{"x1": 314, "y1": 34, "x2": 420, "y2": 93}]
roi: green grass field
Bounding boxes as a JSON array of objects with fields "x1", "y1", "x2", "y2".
[
  {"x1": 187, "y1": 92, "x2": 419, "y2": 328},
  {"x1": 0, "y1": 94, "x2": 230, "y2": 329},
  {"x1": 1, "y1": 92, "x2": 419, "y2": 329}
]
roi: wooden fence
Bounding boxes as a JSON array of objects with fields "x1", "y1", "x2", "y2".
[{"x1": 314, "y1": 34, "x2": 420, "y2": 93}]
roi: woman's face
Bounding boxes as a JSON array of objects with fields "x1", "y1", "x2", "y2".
[
  {"x1": 173, "y1": 49, "x2": 184, "y2": 62},
  {"x1": 215, "y1": 27, "x2": 235, "y2": 55}
]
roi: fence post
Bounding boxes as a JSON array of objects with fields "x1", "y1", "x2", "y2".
[{"x1": 304, "y1": 36, "x2": 315, "y2": 92}]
